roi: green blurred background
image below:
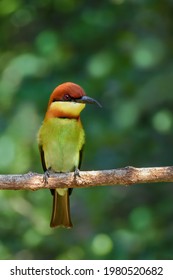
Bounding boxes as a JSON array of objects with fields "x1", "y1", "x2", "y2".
[{"x1": 0, "y1": 0, "x2": 173, "y2": 260}]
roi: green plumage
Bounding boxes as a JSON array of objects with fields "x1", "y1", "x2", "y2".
[
  {"x1": 38, "y1": 117, "x2": 85, "y2": 228},
  {"x1": 39, "y1": 118, "x2": 85, "y2": 172}
]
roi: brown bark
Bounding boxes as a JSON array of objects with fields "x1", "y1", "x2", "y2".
[{"x1": 0, "y1": 166, "x2": 173, "y2": 191}]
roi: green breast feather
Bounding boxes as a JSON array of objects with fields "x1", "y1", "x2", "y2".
[{"x1": 38, "y1": 118, "x2": 85, "y2": 172}]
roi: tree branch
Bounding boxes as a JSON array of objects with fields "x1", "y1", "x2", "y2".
[{"x1": 0, "y1": 166, "x2": 173, "y2": 191}]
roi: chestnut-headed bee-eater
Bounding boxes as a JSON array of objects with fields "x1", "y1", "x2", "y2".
[{"x1": 37, "y1": 82, "x2": 101, "y2": 228}]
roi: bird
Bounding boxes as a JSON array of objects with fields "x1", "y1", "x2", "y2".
[{"x1": 37, "y1": 82, "x2": 101, "y2": 228}]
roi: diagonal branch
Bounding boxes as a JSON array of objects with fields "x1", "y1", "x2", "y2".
[{"x1": 0, "y1": 166, "x2": 173, "y2": 191}]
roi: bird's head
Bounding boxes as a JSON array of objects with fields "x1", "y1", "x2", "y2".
[{"x1": 46, "y1": 82, "x2": 101, "y2": 119}]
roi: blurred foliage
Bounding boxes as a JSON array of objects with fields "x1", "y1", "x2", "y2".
[{"x1": 0, "y1": 0, "x2": 173, "y2": 260}]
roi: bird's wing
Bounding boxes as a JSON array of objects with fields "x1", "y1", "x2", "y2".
[
  {"x1": 78, "y1": 144, "x2": 85, "y2": 170},
  {"x1": 39, "y1": 144, "x2": 47, "y2": 172}
]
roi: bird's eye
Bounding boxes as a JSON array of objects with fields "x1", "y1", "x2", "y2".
[{"x1": 63, "y1": 94, "x2": 72, "y2": 101}]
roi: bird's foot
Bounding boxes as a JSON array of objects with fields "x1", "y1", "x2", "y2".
[
  {"x1": 43, "y1": 167, "x2": 51, "y2": 184},
  {"x1": 74, "y1": 167, "x2": 80, "y2": 178}
]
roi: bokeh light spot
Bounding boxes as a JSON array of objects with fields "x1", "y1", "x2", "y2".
[
  {"x1": 36, "y1": 30, "x2": 59, "y2": 55},
  {"x1": 114, "y1": 100, "x2": 139, "y2": 129},
  {"x1": 3, "y1": 54, "x2": 47, "y2": 84},
  {"x1": 87, "y1": 52, "x2": 113, "y2": 78},
  {"x1": 58, "y1": 246, "x2": 85, "y2": 260},
  {"x1": 152, "y1": 110, "x2": 172, "y2": 133},
  {"x1": 11, "y1": 8, "x2": 33, "y2": 26},
  {"x1": 0, "y1": 0, "x2": 20, "y2": 15},
  {"x1": 132, "y1": 38, "x2": 165, "y2": 69},
  {"x1": 129, "y1": 206, "x2": 153, "y2": 231},
  {"x1": 92, "y1": 233, "x2": 113, "y2": 256},
  {"x1": 23, "y1": 229, "x2": 43, "y2": 247}
]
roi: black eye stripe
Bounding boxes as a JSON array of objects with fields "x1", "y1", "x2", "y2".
[
  {"x1": 63, "y1": 94, "x2": 72, "y2": 101},
  {"x1": 52, "y1": 94, "x2": 74, "y2": 102}
]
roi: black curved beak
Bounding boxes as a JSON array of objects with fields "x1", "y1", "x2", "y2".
[{"x1": 76, "y1": 96, "x2": 102, "y2": 107}]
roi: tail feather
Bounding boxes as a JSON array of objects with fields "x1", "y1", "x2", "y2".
[{"x1": 50, "y1": 190, "x2": 73, "y2": 228}]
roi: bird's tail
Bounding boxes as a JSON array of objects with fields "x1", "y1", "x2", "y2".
[{"x1": 50, "y1": 189, "x2": 73, "y2": 228}]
